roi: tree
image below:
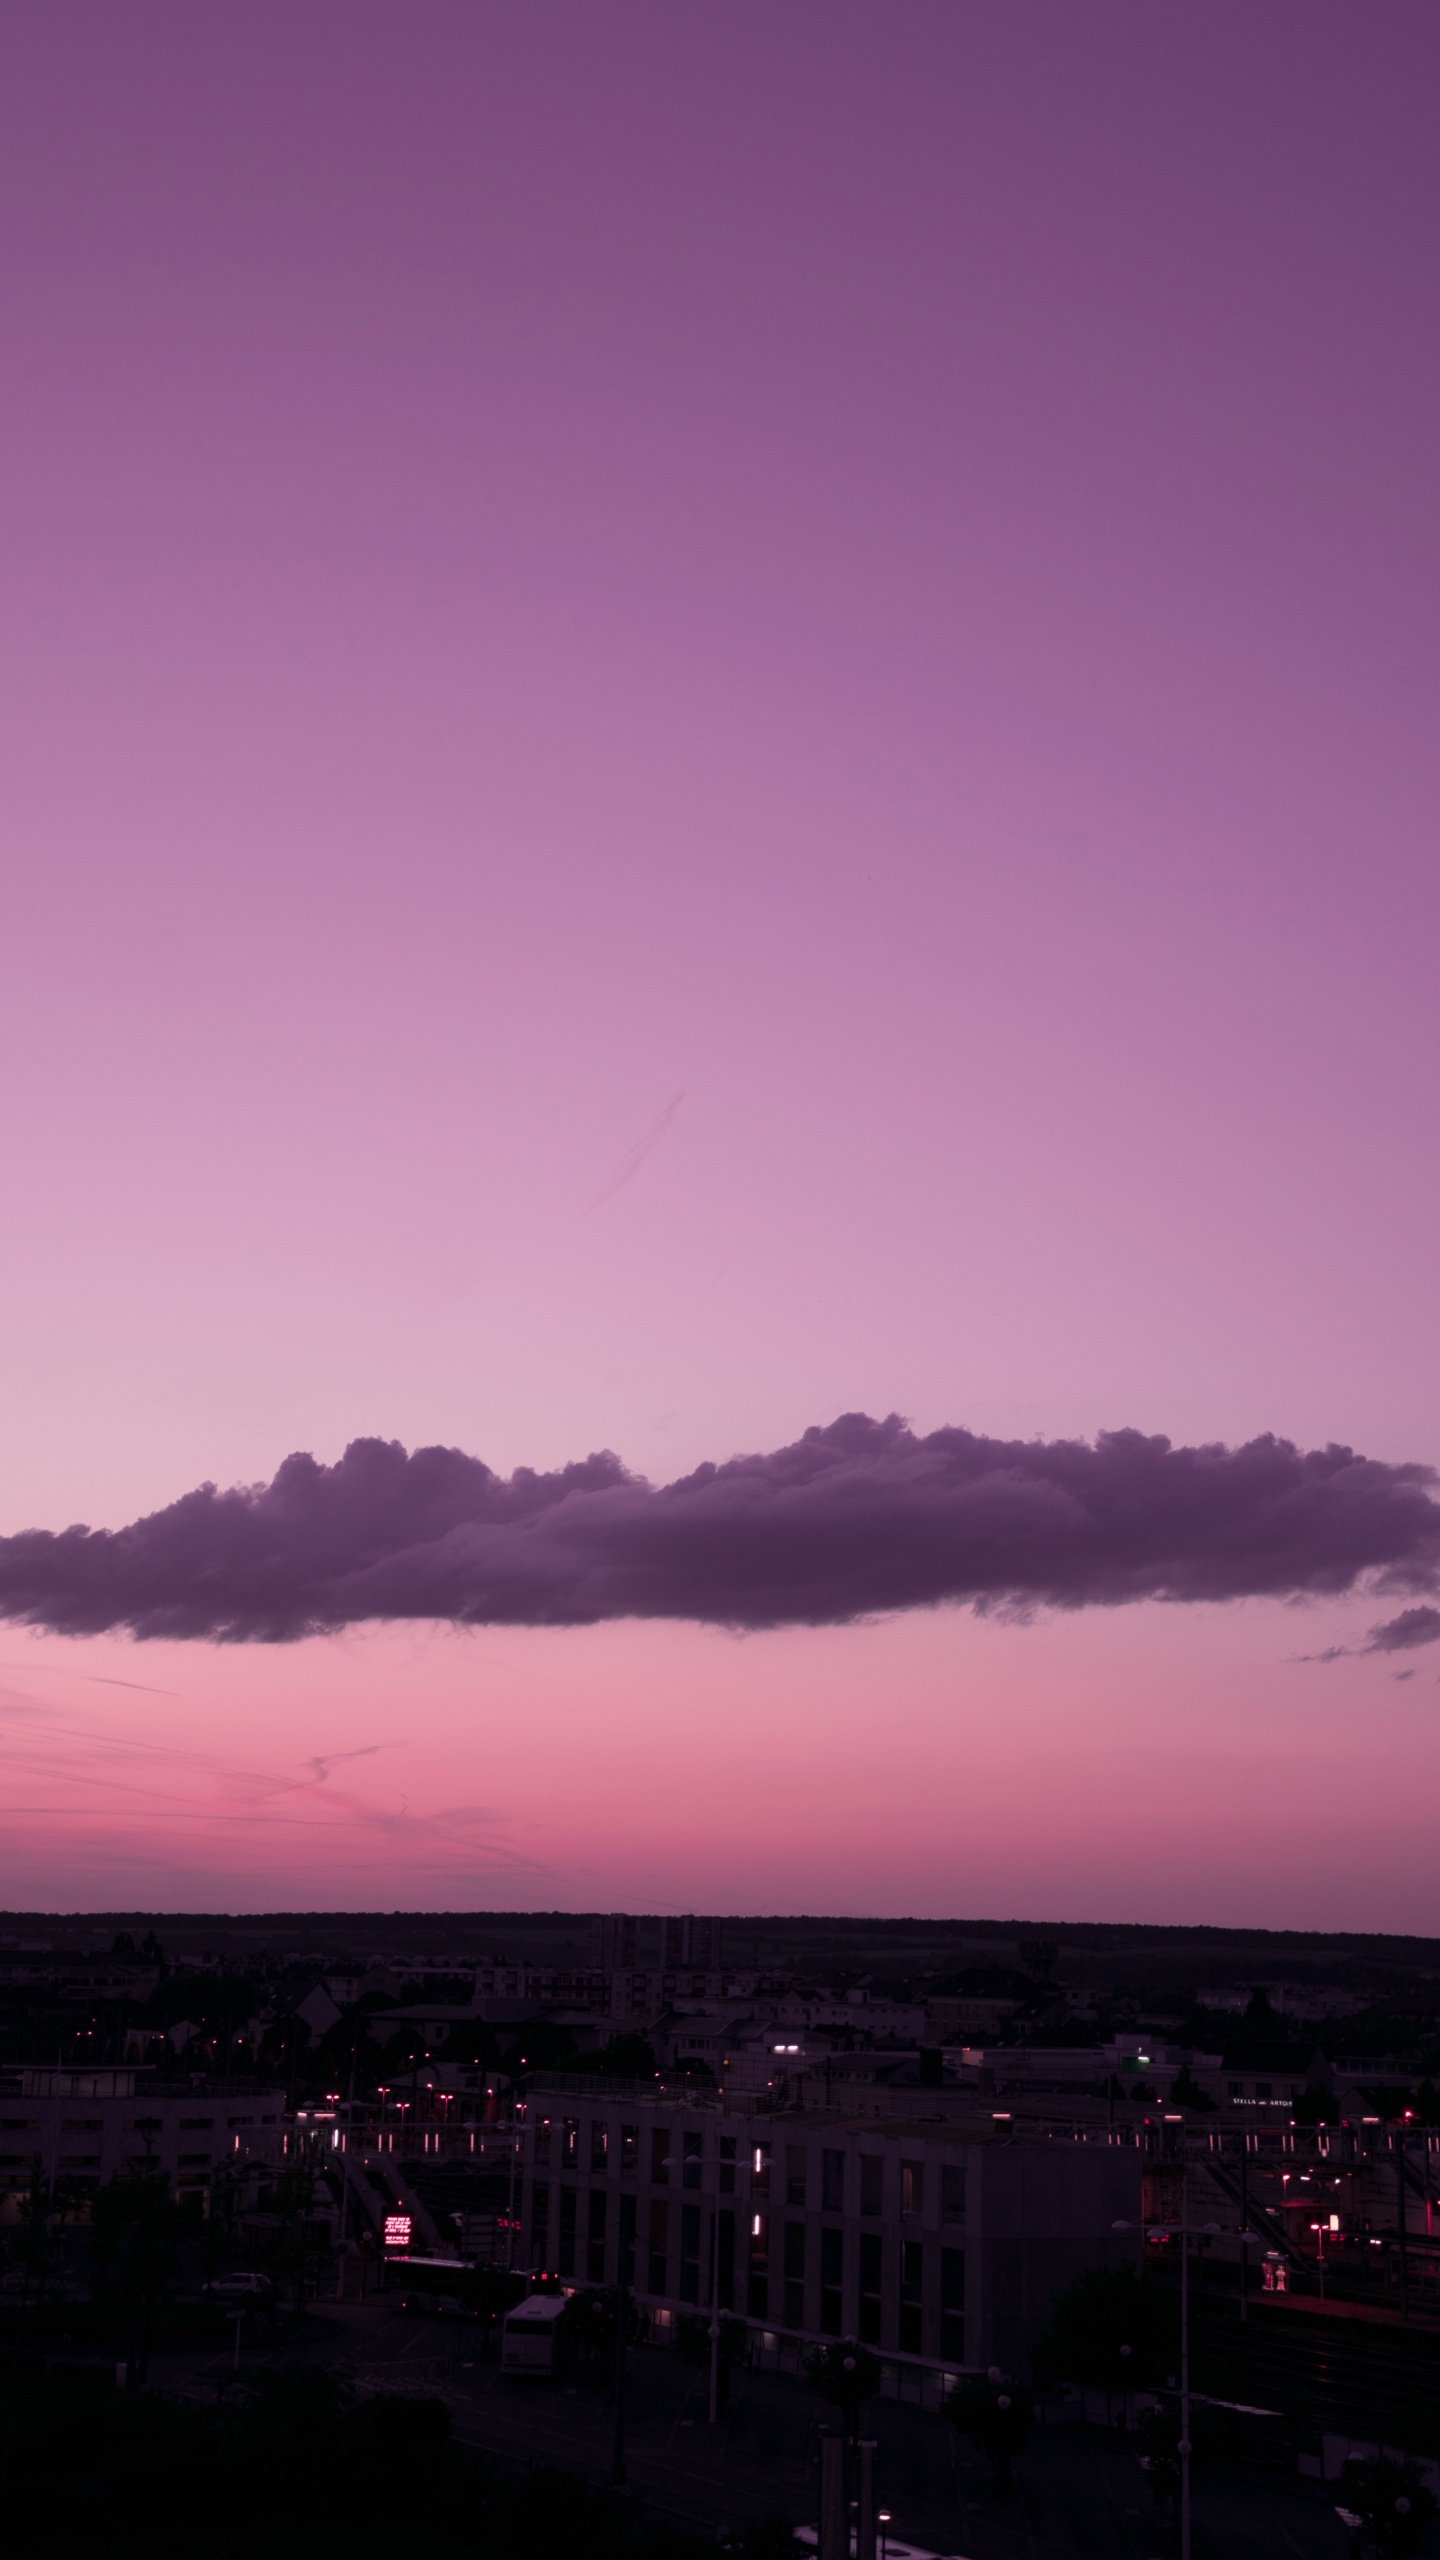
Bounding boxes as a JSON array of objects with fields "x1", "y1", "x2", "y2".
[
  {"x1": 675, "y1": 2312, "x2": 749, "y2": 2409},
  {"x1": 89, "y1": 2169, "x2": 181, "y2": 2385},
  {"x1": 1413, "y1": 2081, "x2": 1440, "y2": 2129},
  {"x1": 586, "y1": 2033, "x2": 658, "y2": 2080},
  {"x1": 1134, "y1": 2399, "x2": 1220, "y2": 2519},
  {"x1": 1240, "y1": 1988, "x2": 1281, "y2": 2038},
  {"x1": 558, "y1": 2284, "x2": 644, "y2": 2377},
  {"x1": 1169, "y1": 2067, "x2": 1216, "y2": 2113},
  {"x1": 805, "y1": 2338, "x2": 882, "y2": 2455},
  {"x1": 1038, "y1": 2262, "x2": 1178, "y2": 2390},
  {"x1": 10, "y1": 2159, "x2": 56, "y2": 2312},
  {"x1": 1391, "y1": 2396, "x2": 1440, "y2": 2461},
  {"x1": 675, "y1": 2311, "x2": 748, "y2": 2372},
  {"x1": 1340, "y1": 2454, "x2": 1438, "y2": 2557},
  {"x1": 948, "y1": 2374, "x2": 1034, "y2": 2496},
  {"x1": 1293, "y1": 2084, "x2": 1341, "y2": 2126},
  {"x1": 436, "y1": 2016, "x2": 499, "y2": 2071},
  {"x1": 504, "y1": 2019, "x2": 582, "y2": 2074},
  {"x1": 270, "y1": 2162, "x2": 331, "y2": 2312}
]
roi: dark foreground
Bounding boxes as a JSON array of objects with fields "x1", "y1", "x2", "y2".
[{"x1": 0, "y1": 2293, "x2": 1377, "y2": 2560}]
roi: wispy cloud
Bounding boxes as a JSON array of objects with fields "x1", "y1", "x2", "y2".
[
  {"x1": 583, "y1": 1092, "x2": 685, "y2": 1214},
  {"x1": 1297, "y1": 1603, "x2": 1440, "y2": 1664}
]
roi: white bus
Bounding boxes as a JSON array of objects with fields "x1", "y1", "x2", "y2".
[{"x1": 499, "y1": 2293, "x2": 568, "y2": 2377}]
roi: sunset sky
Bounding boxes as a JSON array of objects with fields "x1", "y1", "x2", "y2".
[{"x1": 2, "y1": 3, "x2": 1437, "y2": 1926}]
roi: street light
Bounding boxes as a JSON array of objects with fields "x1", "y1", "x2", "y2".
[
  {"x1": 708, "y1": 2206, "x2": 722, "y2": 2426},
  {"x1": 1111, "y1": 2202, "x2": 1270, "y2": 2559},
  {"x1": 1114, "y1": 2169, "x2": 1223, "y2": 2560}
]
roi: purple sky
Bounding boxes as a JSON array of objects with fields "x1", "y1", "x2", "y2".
[{"x1": 1, "y1": 3, "x2": 1438, "y2": 1923}]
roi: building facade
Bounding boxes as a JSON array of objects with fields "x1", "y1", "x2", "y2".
[
  {"x1": 518, "y1": 2087, "x2": 1139, "y2": 2377},
  {"x1": 0, "y1": 2067, "x2": 287, "y2": 2211}
]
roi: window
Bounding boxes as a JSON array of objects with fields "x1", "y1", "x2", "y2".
[
  {"x1": 783, "y1": 2219, "x2": 806, "y2": 2327},
  {"x1": 563, "y1": 2117, "x2": 579, "y2": 2166},
  {"x1": 859, "y1": 2232, "x2": 882, "y2": 2344},
  {"x1": 651, "y1": 2127, "x2": 671, "y2": 2186},
  {"x1": 901, "y1": 2160, "x2": 923, "y2": 2218},
  {"x1": 587, "y1": 2186, "x2": 608, "y2": 2282},
  {"x1": 180, "y1": 2118, "x2": 215, "y2": 2132},
  {"x1": 751, "y1": 2142, "x2": 771, "y2": 2198},
  {"x1": 716, "y1": 2207, "x2": 736, "y2": 2310},
  {"x1": 899, "y1": 2239, "x2": 923, "y2": 2354},
  {"x1": 683, "y1": 2131, "x2": 703, "y2": 2190},
  {"x1": 618, "y1": 2192, "x2": 637, "y2": 2284},
  {"x1": 822, "y1": 2149, "x2": 845, "y2": 2213},
  {"x1": 649, "y1": 2198, "x2": 670, "y2": 2294},
  {"x1": 1227, "y1": 2081, "x2": 1242, "y2": 2098},
  {"x1": 940, "y1": 2165, "x2": 966, "y2": 2223},
  {"x1": 530, "y1": 2181, "x2": 550, "y2": 2262},
  {"x1": 719, "y1": 2136, "x2": 737, "y2": 2196},
  {"x1": 748, "y1": 2210, "x2": 769, "y2": 2319},
  {"x1": 590, "y1": 2121, "x2": 608, "y2": 2173},
  {"x1": 620, "y1": 2123, "x2": 638, "y2": 2176},
  {"x1": 940, "y1": 2247, "x2": 965, "y2": 2360},
  {"x1": 786, "y1": 2145, "x2": 808, "y2": 2207},
  {"x1": 819, "y1": 2227, "x2": 843, "y2": 2336},
  {"x1": 1256, "y1": 2083, "x2": 1272, "y2": 2102},
  {"x1": 534, "y1": 2118, "x2": 552, "y2": 2167},
  {"x1": 859, "y1": 2154, "x2": 884, "y2": 2216},
  {"x1": 558, "y1": 2186, "x2": 577, "y2": 2276},
  {"x1": 680, "y1": 2203, "x2": 702, "y2": 2303}
]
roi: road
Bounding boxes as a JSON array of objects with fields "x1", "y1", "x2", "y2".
[{"x1": 156, "y1": 2296, "x2": 1362, "y2": 2559}]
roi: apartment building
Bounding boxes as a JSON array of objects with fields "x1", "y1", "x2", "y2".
[
  {"x1": 472, "y1": 1964, "x2": 755, "y2": 2023},
  {"x1": 518, "y1": 2088, "x2": 1139, "y2": 2377},
  {"x1": 0, "y1": 2067, "x2": 286, "y2": 2209}
]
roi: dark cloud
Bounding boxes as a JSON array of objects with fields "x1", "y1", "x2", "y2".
[
  {"x1": 1363, "y1": 1605, "x2": 1440, "y2": 1653},
  {"x1": 2, "y1": 1416, "x2": 1437, "y2": 1645},
  {"x1": 1298, "y1": 1602, "x2": 1440, "y2": 1664}
]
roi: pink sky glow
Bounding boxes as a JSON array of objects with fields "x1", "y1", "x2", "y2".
[{"x1": 1, "y1": 4, "x2": 1437, "y2": 1924}]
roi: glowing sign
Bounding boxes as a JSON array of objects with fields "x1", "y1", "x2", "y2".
[{"x1": 383, "y1": 2214, "x2": 412, "y2": 2250}]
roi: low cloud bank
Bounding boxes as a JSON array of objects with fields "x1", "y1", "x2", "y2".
[{"x1": 1, "y1": 1414, "x2": 1436, "y2": 1644}]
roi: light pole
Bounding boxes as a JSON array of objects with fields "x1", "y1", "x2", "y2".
[
  {"x1": 613, "y1": 2262, "x2": 629, "y2": 2485},
  {"x1": 1310, "y1": 2221, "x2": 1329, "y2": 2299},
  {"x1": 1113, "y1": 2166, "x2": 1210, "y2": 2560},
  {"x1": 708, "y1": 2206, "x2": 722, "y2": 2425},
  {"x1": 1232, "y1": 2225, "x2": 1267, "y2": 2314}
]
